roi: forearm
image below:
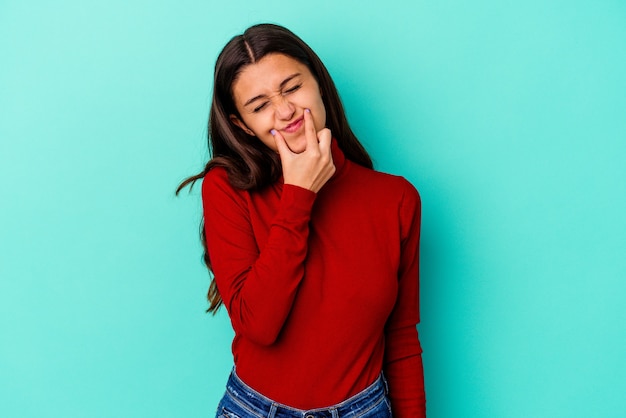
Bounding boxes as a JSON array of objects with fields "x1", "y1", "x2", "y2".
[
  {"x1": 204, "y1": 180, "x2": 316, "y2": 345},
  {"x1": 384, "y1": 326, "x2": 426, "y2": 417}
]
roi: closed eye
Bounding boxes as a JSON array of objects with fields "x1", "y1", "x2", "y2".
[
  {"x1": 253, "y1": 102, "x2": 269, "y2": 113},
  {"x1": 250, "y1": 83, "x2": 301, "y2": 112},
  {"x1": 284, "y1": 84, "x2": 302, "y2": 94}
]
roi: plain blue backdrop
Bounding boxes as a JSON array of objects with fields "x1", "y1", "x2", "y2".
[{"x1": 1, "y1": 1, "x2": 624, "y2": 417}]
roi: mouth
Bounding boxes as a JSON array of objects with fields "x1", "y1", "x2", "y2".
[{"x1": 281, "y1": 116, "x2": 304, "y2": 134}]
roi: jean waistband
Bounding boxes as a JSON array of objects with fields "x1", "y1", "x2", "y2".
[{"x1": 225, "y1": 369, "x2": 389, "y2": 418}]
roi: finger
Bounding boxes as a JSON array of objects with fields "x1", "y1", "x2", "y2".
[
  {"x1": 317, "y1": 128, "x2": 332, "y2": 151},
  {"x1": 303, "y1": 108, "x2": 319, "y2": 149},
  {"x1": 271, "y1": 129, "x2": 293, "y2": 158}
]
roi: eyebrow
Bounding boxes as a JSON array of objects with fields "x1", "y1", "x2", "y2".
[{"x1": 243, "y1": 73, "x2": 302, "y2": 107}]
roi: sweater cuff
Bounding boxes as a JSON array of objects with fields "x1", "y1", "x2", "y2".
[{"x1": 276, "y1": 184, "x2": 317, "y2": 221}]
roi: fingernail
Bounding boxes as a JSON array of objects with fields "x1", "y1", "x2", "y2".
[
  {"x1": 270, "y1": 129, "x2": 277, "y2": 135},
  {"x1": 305, "y1": 108, "x2": 310, "y2": 113}
]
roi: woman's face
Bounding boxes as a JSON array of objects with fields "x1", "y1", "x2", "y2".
[{"x1": 230, "y1": 53, "x2": 326, "y2": 154}]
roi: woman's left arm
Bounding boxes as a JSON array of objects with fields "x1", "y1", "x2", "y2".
[{"x1": 383, "y1": 180, "x2": 426, "y2": 417}]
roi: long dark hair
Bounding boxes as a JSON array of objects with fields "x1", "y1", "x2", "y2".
[{"x1": 177, "y1": 23, "x2": 372, "y2": 313}]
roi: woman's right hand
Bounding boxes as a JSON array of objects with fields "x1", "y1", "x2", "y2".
[{"x1": 271, "y1": 109, "x2": 335, "y2": 193}]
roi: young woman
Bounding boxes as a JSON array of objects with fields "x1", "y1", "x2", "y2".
[{"x1": 179, "y1": 23, "x2": 426, "y2": 418}]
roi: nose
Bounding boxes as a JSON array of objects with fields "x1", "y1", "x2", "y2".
[{"x1": 273, "y1": 96, "x2": 295, "y2": 120}]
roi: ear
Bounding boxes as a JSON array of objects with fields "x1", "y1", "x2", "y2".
[{"x1": 230, "y1": 115, "x2": 255, "y2": 136}]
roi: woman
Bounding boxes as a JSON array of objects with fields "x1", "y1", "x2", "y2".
[{"x1": 178, "y1": 23, "x2": 426, "y2": 417}]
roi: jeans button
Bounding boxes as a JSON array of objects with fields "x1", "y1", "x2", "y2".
[{"x1": 305, "y1": 415, "x2": 315, "y2": 418}]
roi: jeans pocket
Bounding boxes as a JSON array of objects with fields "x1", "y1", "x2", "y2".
[
  {"x1": 217, "y1": 407, "x2": 242, "y2": 418},
  {"x1": 357, "y1": 395, "x2": 393, "y2": 417}
]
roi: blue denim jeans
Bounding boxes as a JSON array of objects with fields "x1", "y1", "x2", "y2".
[{"x1": 215, "y1": 369, "x2": 393, "y2": 418}]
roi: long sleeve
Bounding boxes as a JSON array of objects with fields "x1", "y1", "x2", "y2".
[
  {"x1": 200, "y1": 149, "x2": 425, "y2": 411},
  {"x1": 202, "y1": 168, "x2": 316, "y2": 345},
  {"x1": 383, "y1": 181, "x2": 426, "y2": 417}
]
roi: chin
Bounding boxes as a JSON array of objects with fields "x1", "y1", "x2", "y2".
[{"x1": 286, "y1": 137, "x2": 307, "y2": 154}]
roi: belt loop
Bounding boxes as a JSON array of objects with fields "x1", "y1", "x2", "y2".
[
  {"x1": 268, "y1": 403, "x2": 277, "y2": 418},
  {"x1": 331, "y1": 407, "x2": 339, "y2": 418}
]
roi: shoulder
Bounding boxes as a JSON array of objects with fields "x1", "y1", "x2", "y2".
[
  {"x1": 349, "y1": 164, "x2": 420, "y2": 205},
  {"x1": 202, "y1": 166, "x2": 229, "y2": 185},
  {"x1": 202, "y1": 167, "x2": 238, "y2": 193},
  {"x1": 201, "y1": 167, "x2": 247, "y2": 207}
]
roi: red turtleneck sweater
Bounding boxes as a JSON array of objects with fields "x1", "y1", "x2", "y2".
[{"x1": 201, "y1": 141, "x2": 425, "y2": 417}]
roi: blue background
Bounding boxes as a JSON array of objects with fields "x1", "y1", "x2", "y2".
[{"x1": 1, "y1": 1, "x2": 624, "y2": 417}]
